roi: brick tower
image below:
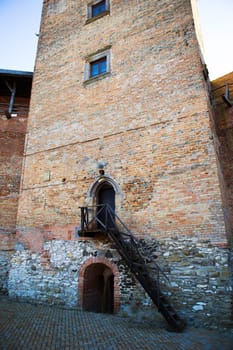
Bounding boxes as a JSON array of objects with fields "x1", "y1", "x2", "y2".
[{"x1": 10, "y1": 0, "x2": 232, "y2": 330}]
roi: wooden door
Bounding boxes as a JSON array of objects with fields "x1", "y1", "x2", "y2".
[{"x1": 97, "y1": 183, "x2": 115, "y2": 228}]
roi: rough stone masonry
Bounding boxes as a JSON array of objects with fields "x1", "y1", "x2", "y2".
[{"x1": 7, "y1": 0, "x2": 233, "y2": 331}]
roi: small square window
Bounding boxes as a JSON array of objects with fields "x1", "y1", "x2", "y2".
[
  {"x1": 90, "y1": 57, "x2": 107, "y2": 77},
  {"x1": 87, "y1": 0, "x2": 110, "y2": 22},
  {"x1": 84, "y1": 47, "x2": 111, "y2": 83},
  {"x1": 92, "y1": 0, "x2": 106, "y2": 17}
]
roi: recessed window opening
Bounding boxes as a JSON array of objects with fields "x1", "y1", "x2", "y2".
[
  {"x1": 90, "y1": 57, "x2": 107, "y2": 77},
  {"x1": 84, "y1": 47, "x2": 111, "y2": 83},
  {"x1": 87, "y1": 0, "x2": 109, "y2": 22},
  {"x1": 92, "y1": 0, "x2": 106, "y2": 17}
]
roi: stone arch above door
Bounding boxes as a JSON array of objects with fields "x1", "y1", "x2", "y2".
[
  {"x1": 86, "y1": 175, "x2": 123, "y2": 209},
  {"x1": 88, "y1": 175, "x2": 121, "y2": 198},
  {"x1": 78, "y1": 257, "x2": 120, "y2": 314}
]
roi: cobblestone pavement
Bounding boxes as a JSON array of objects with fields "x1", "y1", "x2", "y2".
[{"x1": 0, "y1": 296, "x2": 233, "y2": 350}]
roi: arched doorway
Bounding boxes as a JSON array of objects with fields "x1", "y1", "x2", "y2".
[
  {"x1": 96, "y1": 182, "x2": 115, "y2": 228},
  {"x1": 83, "y1": 263, "x2": 114, "y2": 313},
  {"x1": 86, "y1": 176, "x2": 123, "y2": 226},
  {"x1": 79, "y1": 257, "x2": 120, "y2": 314}
]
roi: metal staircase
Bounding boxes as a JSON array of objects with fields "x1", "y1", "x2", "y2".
[{"x1": 79, "y1": 204, "x2": 186, "y2": 332}]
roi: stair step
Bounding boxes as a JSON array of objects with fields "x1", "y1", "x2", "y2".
[
  {"x1": 132, "y1": 262, "x2": 144, "y2": 267},
  {"x1": 105, "y1": 228, "x2": 185, "y2": 331}
]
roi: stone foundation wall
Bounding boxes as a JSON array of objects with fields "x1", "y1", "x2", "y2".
[
  {"x1": 156, "y1": 237, "x2": 232, "y2": 330},
  {"x1": 8, "y1": 236, "x2": 232, "y2": 331},
  {"x1": 8, "y1": 239, "x2": 135, "y2": 308},
  {"x1": 0, "y1": 251, "x2": 12, "y2": 294}
]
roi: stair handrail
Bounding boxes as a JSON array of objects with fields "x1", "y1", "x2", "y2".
[
  {"x1": 80, "y1": 204, "x2": 169, "y2": 282},
  {"x1": 79, "y1": 204, "x2": 185, "y2": 331}
]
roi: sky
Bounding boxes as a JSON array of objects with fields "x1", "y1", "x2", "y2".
[
  {"x1": 0, "y1": 0, "x2": 232, "y2": 80},
  {"x1": 197, "y1": 0, "x2": 233, "y2": 80},
  {"x1": 0, "y1": 0, "x2": 43, "y2": 72}
]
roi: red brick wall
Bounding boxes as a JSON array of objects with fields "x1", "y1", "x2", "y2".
[
  {"x1": 0, "y1": 96, "x2": 29, "y2": 250},
  {"x1": 211, "y1": 72, "x2": 233, "y2": 245},
  {"x1": 17, "y1": 0, "x2": 226, "y2": 248}
]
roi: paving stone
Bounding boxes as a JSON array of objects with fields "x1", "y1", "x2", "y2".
[{"x1": 0, "y1": 296, "x2": 232, "y2": 350}]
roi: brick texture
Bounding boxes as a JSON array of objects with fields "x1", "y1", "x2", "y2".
[
  {"x1": 0, "y1": 96, "x2": 30, "y2": 248},
  {"x1": 211, "y1": 72, "x2": 233, "y2": 245},
  {"x1": 78, "y1": 256, "x2": 120, "y2": 313},
  {"x1": 17, "y1": 0, "x2": 226, "y2": 245},
  {"x1": 0, "y1": 90, "x2": 30, "y2": 292},
  {"x1": 8, "y1": 0, "x2": 232, "y2": 329}
]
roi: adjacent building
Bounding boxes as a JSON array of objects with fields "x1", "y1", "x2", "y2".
[{"x1": 0, "y1": 69, "x2": 32, "y2": 293}]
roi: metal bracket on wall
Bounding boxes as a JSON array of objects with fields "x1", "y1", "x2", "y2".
[
  {"x1": 222, "y1": 83, "x2": 233, "y2": 107},
  {"x1": 4, "y1": 80, "x2": 16, "y2": 119}
]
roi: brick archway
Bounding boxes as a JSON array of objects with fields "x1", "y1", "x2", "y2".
[{"x1": 78, "y1": 257, "x2": 120, "y2": 313}]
